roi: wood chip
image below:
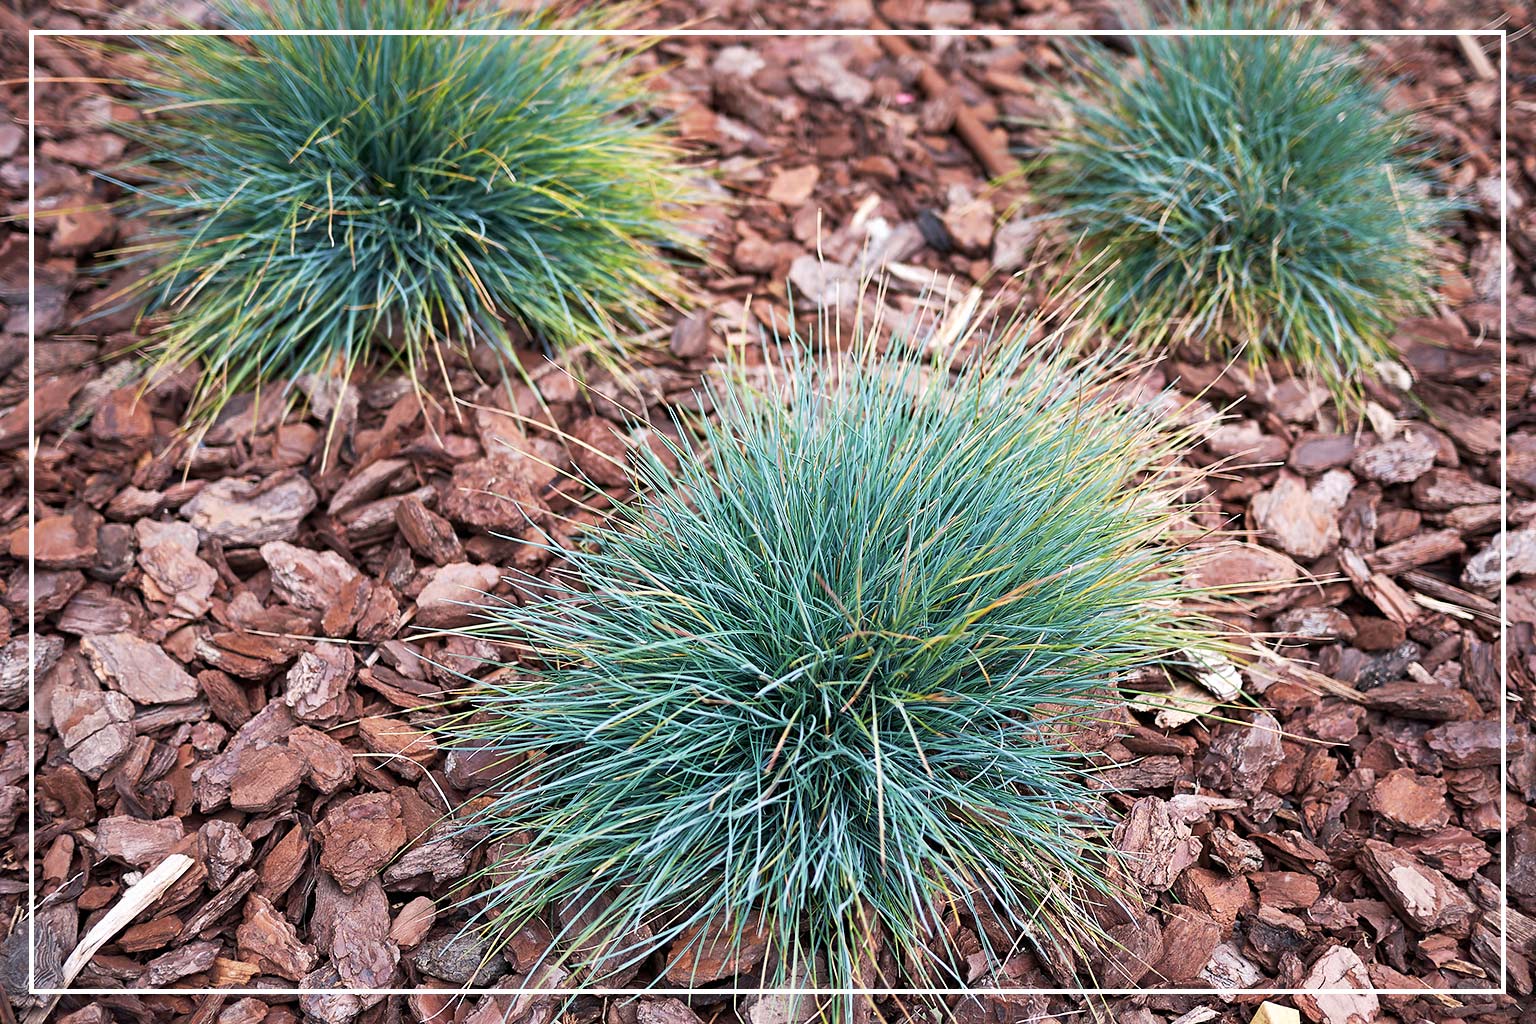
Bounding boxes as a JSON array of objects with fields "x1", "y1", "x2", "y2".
[{"x1": 23, "y1": 854, "x2": 194, "y2": 1024}]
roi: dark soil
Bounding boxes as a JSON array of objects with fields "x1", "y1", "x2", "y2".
[{"x1": 3, "y1": 1, "x2": 1533, "y2": 1023}]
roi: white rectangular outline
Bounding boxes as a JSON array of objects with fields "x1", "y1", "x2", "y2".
[{"x1": 24, "y1": 23, "x2": 1509, "y2": 1002}]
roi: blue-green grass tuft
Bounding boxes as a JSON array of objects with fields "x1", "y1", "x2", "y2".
[
  {"x1": 104, "y1": 0, "x2": 702, "y2": 428},
  {"x1": 432, "y1": 293, "x2": 1224, "y2": 1013},
  {"x1": 1038, "y1": 1, "x2": 1453, "y2": 403}
]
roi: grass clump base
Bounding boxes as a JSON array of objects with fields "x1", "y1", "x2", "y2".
[
  {"x1": 1039, "y1": 1, "x2": 1450, "y2": 403},
  {"x1": 107, "y1": 0, "x2": 700, "y2": 428},
  {"x1": 436, "y1": 294, "x2": 1220, "y2": 1015}
]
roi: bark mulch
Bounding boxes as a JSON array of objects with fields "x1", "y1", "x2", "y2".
[{"x1": 2, "y1": 1, "x2": 1533, "y2": 1023}]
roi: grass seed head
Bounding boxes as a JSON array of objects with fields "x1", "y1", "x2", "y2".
[
  {"x1": 1038, "y1": 1, "x2": 1452, "y2": 403},
  {"x1": 106, "y1": 0, "x2": 702, "y2": 427},
  {"x1": 435, "y1": 290, "x2": 1223, "y2": 1013}
]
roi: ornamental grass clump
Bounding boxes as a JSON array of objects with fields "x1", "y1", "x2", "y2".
[
  {"x1": 1039, "y1": 2, "x2": 1451, "y2": 402},
  {"x1": 106, "y1": 0, "x2": 699, "y2": 427},
  {"x1": 435, "y1": 296, "x2": 1221, "y2": 1010}
]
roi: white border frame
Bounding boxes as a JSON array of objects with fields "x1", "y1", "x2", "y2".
[{"x1": 23, "y1": 21, "x2": 1510, "y2": 1004}]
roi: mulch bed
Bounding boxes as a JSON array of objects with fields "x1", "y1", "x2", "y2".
[{"x1": 2, "y1": 1, "x2": 1533, "y2": 1023}]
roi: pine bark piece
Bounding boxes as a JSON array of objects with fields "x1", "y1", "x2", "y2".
[
  {"x1": 316, "y1": 875, "x2": 399, "y2": 989},
  {"x1": 283, "y1": 642, "x2": 355, "y2": 726},
  {"x1": 357, "y1": 715, "x2": 438, "y2": 781},
  {"x1": 1367, "y1": 768, "x2": 1451, "y2": 834},
  {"x1": 192, "y1": 700, "x2": 298, "y2": 811},
  {"x1": 119, "y1": 915, "x2": 185, "y2": 954},
  {"x1": 669, "y1": 311, "x2": 712, "y2": 358},
  {"x1": 209, "y1": 958, "x2": 262, "y2": 988},
  {"x1": 1273, "y1": 607, "x2": 1355, "y2": 643},
  {"x1": 1174, "y1": 866, "x2": 1252, "y2": 931},
  {"x1": 298, "y1": 965, "x2": 370, "y2": 1024},
  {"x1": 327, "y1": 457, "x2": 409, "y2": 516},
  {"x1": 319, "y1": 571, "x2": 371, "y2": 640},
  {"x1": 1207, "y1": 827, "x2": 1264, "y2": 874},
  {"x1": 214, "y1": 999, "x2": 269, "y2": 1024},
  {"x1": 1289, "y1": 434, "x2": 1355, "y2": 475},
  {"x1": 197, "y1": 819, "x2": 255, "y2": 889},
  {"x1": 81, "y1": 632, "x2": 199, "y2": 705},
  {"x1": 394, "y1": 496, "x2": 463, "y2": 565},
  {"x1": 340, "y1": 485, "x2": 437, "y2": 545},
  {"x1": 1200, "y1": 941, "x2": 1264, "y2": 990},
  {"x1": 139, "y1": 939, "x2": 219, "y2": 986},
  {"x1": 179, "y1": 869, "x2": 258, "y2": 940},
  {"x1": 664, "y1": 911, "x2": 771, "y2": 984},
  {"x1": 50, "y1": 685, "x2": 135, "y2": 778},
  {"x1": 383, "y1": 831, "x2": 474, "y2": 886},
  {"x1": 1154, "y1": 906, "x2": 1222, "y2": 984},
  {"x1": 236, "y1": 893, "x2": 316, "y2": 981},
  {"x1": 1338, "y1": 548, "x2": 1419, "y2": 626},
  {"x1": 765, "y1": 164, "x2": 820, "y2": 206},
  {"x1": 1463, "y1": 528, "x2": 1536, "y2": 592},
  {"x1": 1093, "y1": 912, "x2": 1164, "y2": 987},
  {"x1": 389, "y1": 897, "x2": 437, "y2": 948},
  {"x1": 639, "y1": 1000, "x2": 706, "y2": 1024},
  {"x1": 1112, "y1": 797, "x2": 1201, "y2": 892},
  {"x1": 1, "y1": 634, "x2": 59, "y2": 708},
  {"x1": 414, "y1": 562, "x2": 501, "y2": 628},
  {"x1": 1249, "y1": 470, "x2": 1350, "y2": 561},
  {"x1": 137, "y1": 539, "x2": 218, "y2": 619},
  {"x1": 1356, "y1": 839, "x2": 1476, "y2": 934},
  {"x1": 1198, "y1": 711, "x2": 1285, "y2": 799},
  {"x1": 1366, "y1": 529, "x2": 1466, "y2": 576},
  {"x1": 1398, "y1": 570, "x2": 1500, "y2": 621},
  {"x1": 1429, "y1": 406, "x2": 1500, "y2": 458},
  {"x1": 198, "y1": 668, "x2": 253, "y2": 729},
  {"x1": 183, "y1": 475, "x2": 318, "y2": 547},
  {"x1": 12, "y1": 568, "x2": 87, "y2": 615},
  {"x1": 411, "y1": 927, "x2": 509, "y2": 986},
  {"x1": 14, "y1": 508, "x2": 101, "y2": 569},
  {"x1": 260, "y1": 540, "x2": 363, "y2": 611},
  {"x1": 315, "y1": 791, "x2": 407, "y2": 892},
  {"x1": 1351, "y1": 431, "x2": 1438, "y2": 484},
  {"x1": 228, "y1": 745, "x2": 304, "y2": 812},
  {"x1": 1411, "y1": 468, "x2": 1502, "y2": 510},
  {"x1": 1295, "y1": 945, "x2": 1379, "y2": 1024},
  {"x1": 1424, "y1": 719, "x2": 1502, "y2": 767},
  {"x1": 258, "y1": 825, "x2": 310, "y2": 900},
  {"x1": 1402, "y1": 828, "x2": 1493, "y2": 881},
  {"x1": 354, "y1": 580, "x2": 402, "y2": 642},
  {"x1": 1251, "y1": 871, "x2": 1321, "y2": 910},
  {"x1": 444, "y1": 745, "x2": 518, "y2": 790},
  {"x1": 1361, "y1": 680, "x2": 1468, "y2": 721},
  {"x1": 288, "y1": 725, "x2": 357, "y2": 794},
  {"x1": 439, "y1": 458, "x2": 548, "y2": 533},
  {"x1": 56, "y1": 589, "x2": 138, "y2": 637},
  {"x1": 92, "y1": 815, "x2": 186, "y2": 869}
]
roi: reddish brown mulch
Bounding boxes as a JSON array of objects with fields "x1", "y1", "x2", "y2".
[{"x1": 3, "y1": 1, "x2": 1533, "y2": 1023}]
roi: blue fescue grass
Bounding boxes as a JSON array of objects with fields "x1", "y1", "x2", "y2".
[
  {"x1": 102, "y1": 0, "x2": 702, "y2": 428},
  {"x1": 430, "y1": 290, "x2": 1226, "y2": 1013},
  {"x1": 1038, "y1": 1, "x2": 1453, "y2": 404}
]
